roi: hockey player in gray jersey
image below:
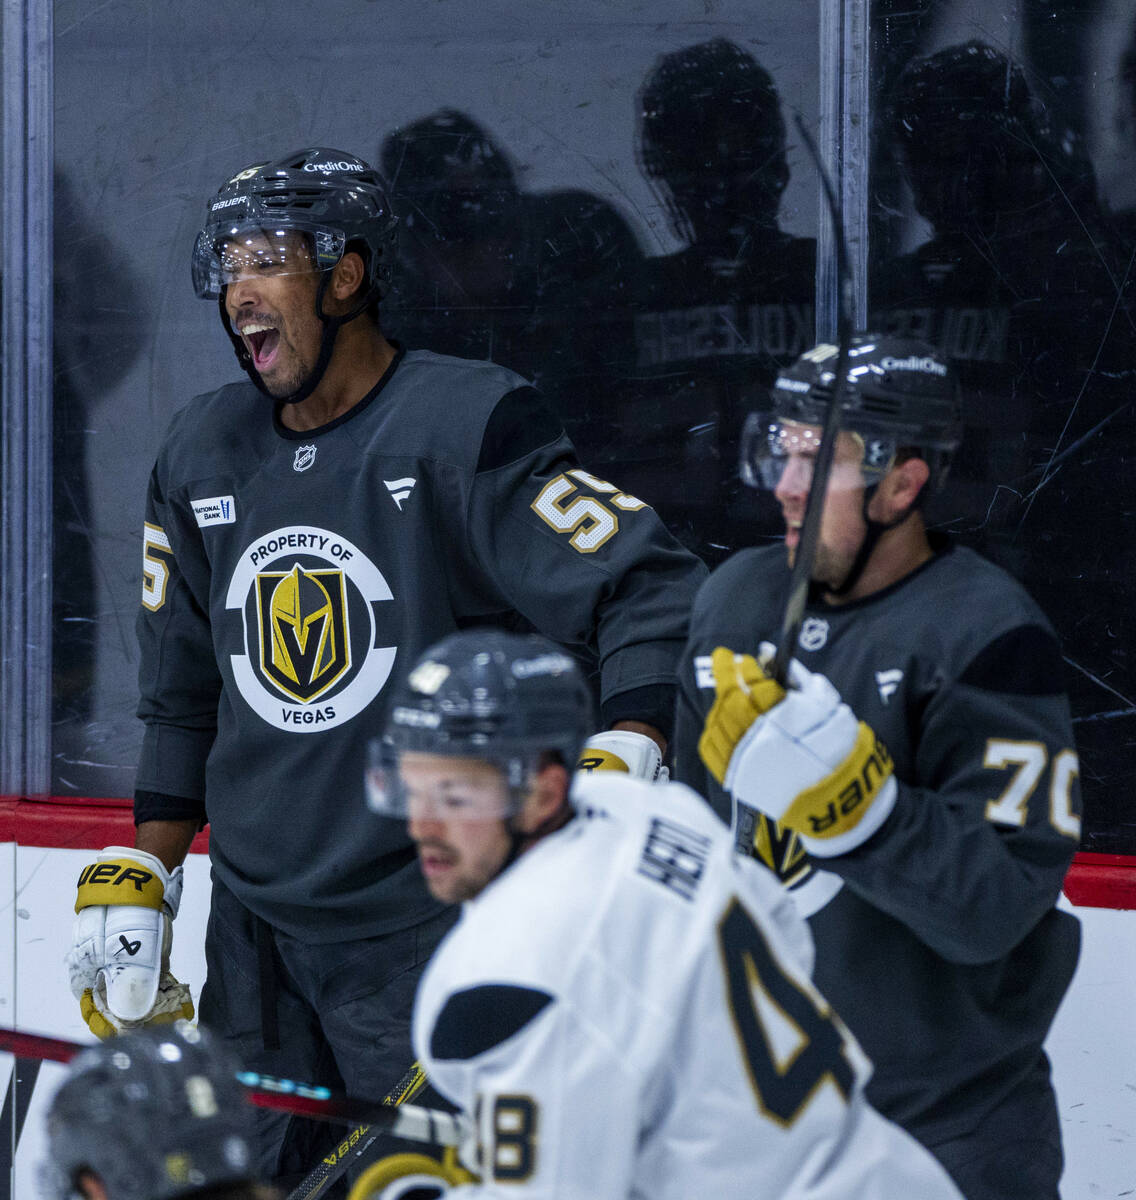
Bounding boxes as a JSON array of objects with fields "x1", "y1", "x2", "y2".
[
  {"x1": 64, "y1": 148, "x2": 705, "y2": 1189},
  {"x1": 364, "y1": 628, "x2": 965, "y2": 1200},
  {"x1": 673, "y1": 336, "x2": 1082, "y2": 1200}
]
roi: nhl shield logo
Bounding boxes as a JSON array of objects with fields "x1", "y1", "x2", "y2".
[
  {"x1": 798, "y1": 616, "x2": 829, "y2": 651},
  {"x1": 293, "y1": 444, "x2": 317, "y2": 473},
  {"x1": 255, "y1": 564, "x2": 351, "y2": 702}
]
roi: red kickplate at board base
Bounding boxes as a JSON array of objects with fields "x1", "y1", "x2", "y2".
[
  {"x1": 1063, "y1": 853, "x2": 1136, "y2": 910},
  {"x1": 1, "y1": 798, "x2": 1132, "y2": 906},
  {"x1": 0, "y1": 796, "x2": 209, "y2": 853}
]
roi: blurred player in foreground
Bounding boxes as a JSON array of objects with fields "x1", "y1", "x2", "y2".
[
  {"x1": 674, "y1": 336, "x2": 1082, "y2": 1198},
  {"x1": 42, "y1": 1022, "x2": 275, "y2": 1200},
  {"x1": 363, "y1": 628, "x2": 964, "y2": 1199}
]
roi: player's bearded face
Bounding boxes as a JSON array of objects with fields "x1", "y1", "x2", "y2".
[
  {"x1": 773, "y1": 424, "x2": 869, "y2": 589},
  {"x1": 222, "y1": 231, "x2": 324, "y2": 399},
  {"x1": 403, "y1": 754, "x2": 515, "y2": 904}
]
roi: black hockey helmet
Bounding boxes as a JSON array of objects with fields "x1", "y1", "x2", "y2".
[
  {"x1": 192, "y1": 147, "x2": 397, "y2": 301},
  {"x1": 42, "y1": 1023, "x2": 257, "y2": 1200},
  {"x1": 367, "y1": 629, "x2": 595, "y2": 819},
  {"x1": 192, "y1": 147, "x2": 398, "y2": 405},
  {"x1": 741, "y1": 334, "x2": 963, "y2": 496}
]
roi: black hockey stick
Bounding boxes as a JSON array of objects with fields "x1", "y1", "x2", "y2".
[
  {"x1": 770, "y1": 115, "x2": 855, "y2": 688},
  {"x1": 0, "y1": 1027, "x2": 461, "y2": 1150},
  {"x1": 282, "y1": 1060, "x2": 434, "y2": 1200},
  {"x1": 731, "y1": 118, "x2": 854, "y2": 862}
]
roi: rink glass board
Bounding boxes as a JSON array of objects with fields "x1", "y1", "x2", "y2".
[{"x1": 1, "y1": 0, "x2": 1133, "y2": 855}]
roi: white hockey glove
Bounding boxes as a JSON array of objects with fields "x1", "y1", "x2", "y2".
[
  {"x1": 576, "y1": 730, "x2": 669, "y2": 781},
  {"x1": 66, "y1": 846, "x2": 194, "y2": 1039},
  {"x1": 699, "y1": 645, "x2": 897, "y2": 857}
]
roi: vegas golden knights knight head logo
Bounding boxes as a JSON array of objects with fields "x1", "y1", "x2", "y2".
[{"x1": 255, "y1": 563, "x2": 351, "y2": 702}]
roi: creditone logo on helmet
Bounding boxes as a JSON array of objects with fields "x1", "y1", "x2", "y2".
[
  {"x1": 303, "y1": 159, "x2": 366, "y2": 173},
  {"x1": 226, "y1": 526, "x2": 396, "y2": 732},
  {"x1": 511, "y1": 653, "x2": 576, "y2": 679},
  {"x1": 880, "y1": 354, "x2": 948, "y2": 376}
]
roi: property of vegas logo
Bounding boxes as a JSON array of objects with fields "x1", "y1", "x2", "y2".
[{"x1": 226, "y1": 526, "x2": 396, "y2": 732}]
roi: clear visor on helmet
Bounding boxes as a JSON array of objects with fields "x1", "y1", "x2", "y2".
[
  {"x1": 191, "y1": 222, "x2": 346, "y2": 299},
  {"x1": 739, "y1": 412, "x2": 898, "y2": 493},
  {"x1": 366, "y1": 737, "x2": 530, "y2": 821}
]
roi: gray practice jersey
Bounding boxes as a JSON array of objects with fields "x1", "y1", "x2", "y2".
[
  {"x1": 136, "y1": 348, "x2": 706, "y2": 939},
  {"x1": 674, "y1": 541, "x2": 1081, "y2": 1149}
]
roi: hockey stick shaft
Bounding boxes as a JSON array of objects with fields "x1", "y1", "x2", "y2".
[
  {"x1": 0, "y1": 1026, "x2": 462, "y2": 1149},
  {"x1": 771, "y1": 116, "x2": 855, "y2": 688},
  {"x1": 282, "y1": 1061, "x2": 436, "y2": 1200}
]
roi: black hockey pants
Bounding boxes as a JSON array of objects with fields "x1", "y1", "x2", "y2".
[{"x1": 199, "y1": 872, "x2": 457, "y2": 1193}]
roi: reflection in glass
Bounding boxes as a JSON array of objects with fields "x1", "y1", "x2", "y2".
[
  {"x1": 871, "y1": 36, "x2": 1136, "y2": 851},
  {"x1": 594, "y1": 39, "x2": 817, "y2": 564}
]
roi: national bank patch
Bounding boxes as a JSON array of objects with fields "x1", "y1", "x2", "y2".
[
  {"x1": 226, "y1": 525, "x2": 397, "y2": 732},
  {"x1": 191, "y1": 495, "x2": 236, "y2": 527}
]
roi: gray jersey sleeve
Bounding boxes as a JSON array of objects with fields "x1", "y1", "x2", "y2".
[
  {"x1": 829, "y1": 624, "x2": 1081, "y2": 965},
  {"x1": 464, "y1": 397, "x2": 707, "y2": 720},
  {"x1": 134, "y1": 462, "x2": 219, "y2": 808}
]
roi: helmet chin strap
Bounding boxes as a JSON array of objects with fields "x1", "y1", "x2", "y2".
[
  {"x1": 826, "y1": 484, "x2": 917, "y2": 599},
  {"x1": 500, "y1": 796, "x2": 575, "y2": 876},
  {"x1": 219, "y1": 272, "x2": 380, "y2": 409}
]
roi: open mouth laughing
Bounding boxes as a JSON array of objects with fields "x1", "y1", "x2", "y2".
[{"x1": 239, "y1": 320, "x2": 281, "y2": 371}]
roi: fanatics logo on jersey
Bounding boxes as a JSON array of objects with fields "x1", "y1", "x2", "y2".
[
  {"x1": 293, "y1": 445, "x2": 317, "y2": 473},
  {"x1": 226, "y1": 525, "x2": 396, "y2": 732},
  {"x1": 798, "y1": 617, "x2": 829, "y2": 652},
  {"x1": 694, "y1": 655, "x2": 714, "y2": 689},
  {"x1": 191, "y1": 495, "x2": 236, "y2": 528},
  {"x1": 384, "y1": 477, "x2": 416, "y2": 510},
  {"x1": 876, "y1": 669, "x2": 904, "y2": 704}
]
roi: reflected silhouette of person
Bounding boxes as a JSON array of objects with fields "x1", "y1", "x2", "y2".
[
  {"x1": 379, "y1": 109, "x2": 528, "y2": 367},
  {"x1": 872, "y1": 39, "x2": 1136, "y2": 847},
  {"x1": 873, "y1": 40, "x2": 1129, "y2": 537},
  {"x1": 378, "y1": 108, "x2": 641, "y2": 401},
  {"x1": 610, "y1": 38, "x2": 816, "y2": 564}
]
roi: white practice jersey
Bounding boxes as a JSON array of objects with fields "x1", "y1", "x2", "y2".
[{"x1": 413, "y1": 774, "x2": 964, "y2": 1199}]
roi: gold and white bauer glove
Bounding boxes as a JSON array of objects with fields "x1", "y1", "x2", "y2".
[
  {"x1": 699, "y1": 645, "x2": 897, "y2": 857},
  {"x1": 66, "y1": 846, "x2": 194, "y2": 1038},
  {"x1": 576, "y1": 730, "x2": 668, "y2": 781}
]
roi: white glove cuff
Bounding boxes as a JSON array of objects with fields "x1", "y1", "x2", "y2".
[
  {"x1": 99, "y1": 845, "x2": 182, "y2": 917},
  {"x1": 578, "y1": 730, "x2": 666, "y2": 781}
]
